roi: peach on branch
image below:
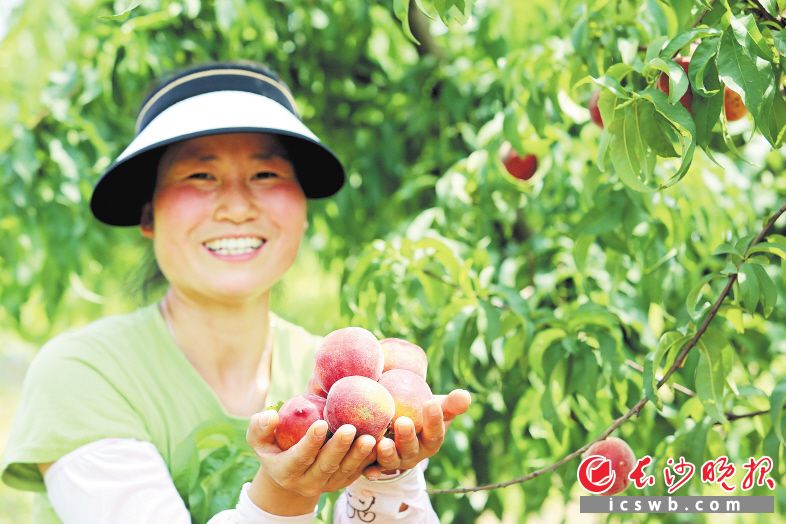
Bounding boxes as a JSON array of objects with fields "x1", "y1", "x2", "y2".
[
  {"x1": 274, "y1": 394, "x2": 326, "y2": 451},
  {"x1": 724, "y1": 86, "x2": 748, "y2": 121},
  {"x1": 584, "y1": 437, "x2": 637, "y2": 496},
  {"x1": 657, "y1": 57, "x2": 692, "y2": 113},
  {"x1": 315, "y1": 327, "x2": 384, "y2": 392},
  {"x1": 500, "y1": 142, "x2": 538, "y2": 181},
  {"x1": 380, "y1": 337, "x2": 428, "y2": 379},
  {"x1": 378, "y1": 369, "x2": 433, "y2": 433},
  {"x1": 589, "y1": 90, "x2": 604, "y2": 128},
  {"x1": 324, "y1": 375, "x2": 395, "y2": 441}
]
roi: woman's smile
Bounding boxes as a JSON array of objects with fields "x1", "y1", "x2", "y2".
[{"x1": 203, "y1": 235, "x2": 267, "y2": 259}]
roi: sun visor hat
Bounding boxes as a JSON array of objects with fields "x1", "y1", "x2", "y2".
[{"x1": 90, "y1": 62, "x2": 345, "y2": 226}]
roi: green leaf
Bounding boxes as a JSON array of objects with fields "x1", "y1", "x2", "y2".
[
  {"x1": 393, "y1": 0, "x2": 420, "y2": 44},
  {"x1": 731, "y1": 13, "x2": 773, "y2": 61},
  {"x1": 759, "y1": 0, "x2": 779, "y2": 17},
  {"x1": 762, "y1": 91, "x2": 786, "y2": 147},
  {"x1": 772, "y1": 28, "x2": 786, "y2": 56},
  {"x1": 641, "y1": 88, "x2": 697, "y2": 185},
  {"x1": 739, "y1": 264, "x2": 760, "y2": 314},
  {"x1": 686, "y1": 273, "x2": 720, "y2": 317},
  {"x1": 659, "y1": 28, "x2": 721, "y2": 59},
  {"x1": 748, "y1": 263, "x2": 776, "y2": 317},
  {"x1": 638, "y1": 101, "x2": 679, "y2": 157},
  {"x1": 214, "y1": 0, "x2": 238, "y2": 33},
  {"x1": 645, "y1": 57, "x2": 689, "y2": 105},
  {"x1": 644, "y1": 331, "x2": 689, "y2": 406},
  {"x1": 99, "y1": 1, "x2": 142, "y2": 21},
  {"x1": 479, "y1": 301, "x2": 502, "y2": 355},
  {"x1": 689, "y1": 37, "x2": 721, "y2": 96},
  {"x1": 717, "y1": 28, "x2": 766, "y2": 118},
  {"x1": 713, "y1": 242, "x2": 744, "y2": 258},
  {"x1": 529, "y1": 328, "x2": 566, "y2": 378},
  {"x1": 748, "y1": 241, "x2": 786, "y2": 260},
  {"x1": 607, "y1": 100, "x2": 657, "y2": 192},
  {"x1": 695, "y1": 343, "x2": 727, "y2": 423},
  {"x1": 770, "y1": 377, "x2": 786, "y2": 444}
]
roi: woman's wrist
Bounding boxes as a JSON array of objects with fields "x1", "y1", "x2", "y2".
[{"x1": 246, "y1": 469, "x2": 320, "y2": 517}]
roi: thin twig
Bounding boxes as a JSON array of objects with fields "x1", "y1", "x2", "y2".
[
  {"x1": 625, "y1": 359, "x2": 695, "y2": 397},
  {"x1": 624, "y1": 359, "x2": 785, "y2": 424},
  {"x1": 428, "y1": 201, "x2": 786, "y2": 495},
  {"x1": 750, "y1": 0, "x2": 786, "y2": 27}
]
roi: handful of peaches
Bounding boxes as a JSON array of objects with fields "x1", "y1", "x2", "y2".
[{"x1": 274, "y1": 327, "x2": 433, "y2": 450}]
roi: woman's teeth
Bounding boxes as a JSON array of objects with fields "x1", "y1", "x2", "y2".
[{"x1": 204, "y1": 237, "x2": 265, "y2": 255}]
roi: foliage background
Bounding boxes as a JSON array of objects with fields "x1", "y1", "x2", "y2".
[{"x1": 2, "y1": 0, "x2": 786, "y2": 522}]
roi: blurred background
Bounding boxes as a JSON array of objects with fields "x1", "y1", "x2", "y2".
[{"x1": 2, "y1": 0, "x2": 786, "y2": 522}]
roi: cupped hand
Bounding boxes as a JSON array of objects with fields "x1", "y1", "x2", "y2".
[
  {"x1": 363, "y1": 388, "x2": 471, "y2": 478},
  {"x1": 245, "y1": 410, "x2": 378, "y2": 500}
]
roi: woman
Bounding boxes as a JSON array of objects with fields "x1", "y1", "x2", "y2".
[{"x1": 1, "y1": 62, "x2": 471, "y2": 523}]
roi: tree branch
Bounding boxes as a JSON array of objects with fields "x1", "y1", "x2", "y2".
[
  {"x1": 427, "y1": 201, "x2": 786, "y2": 495},
  {"x1": 749, "y1": 0, "x2": 786, "y2": 27}
]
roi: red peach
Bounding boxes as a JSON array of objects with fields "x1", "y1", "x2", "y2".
[
  {"x1": 274, "y1": 394, "x2": 325, "y2": 450},
  {"x1": 378, "y1": 369, "x2": 433, "y2": 433},
  {"x1": 315, "y1": 327, "x2": 384, "y2": 392},
  {"x1": 306, "y1": 374, "x2": 327, "y2": 398},
  {"x1": 657, "y1": 57, "x2": 692, "y2": 113},
  {"x1": 380, "y1": 338, "x2": 428, "y2": 379},
  {"x1": 500, "y1": 143, "x2": 538, "y2": 181},
  {"x1": 589, "y1": 90, "x2": 603, "y2": 128},
  {"x1": 324, "y1": 376, "x2": 395, "y2": 441},
  {"x1": 724, "y1": 87, "x2": 747, "y2": 121},
  {"x1": 584, "y1": 437, "x2": 637, "y2": 496}
]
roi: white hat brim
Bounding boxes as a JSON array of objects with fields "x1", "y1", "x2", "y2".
[{"x1": 91, "y1": 90, "x2": 344, "y2": 226}]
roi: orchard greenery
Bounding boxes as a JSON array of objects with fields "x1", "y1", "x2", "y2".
[{"x1": 2, "y1": 0, "x2": 786, "y2": 522}]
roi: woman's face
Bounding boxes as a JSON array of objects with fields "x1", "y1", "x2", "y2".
[{"x1": 142, "y1": 132, "x2": 307, "y2": 304}]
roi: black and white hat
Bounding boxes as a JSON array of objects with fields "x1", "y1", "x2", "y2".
[{"x1": 90, "y1": 62, "x2": 345, "y2": 226}]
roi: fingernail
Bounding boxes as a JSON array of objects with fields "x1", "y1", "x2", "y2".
[
  {"x1": 314, "y1": 423, "x2": 327, "y2": 438},
  {"x1": 340, "y1": 427, "x2": 355, "y2": 444},
  {"x1": 259, "y1": 413, "x2": 272, "y2": 427}
]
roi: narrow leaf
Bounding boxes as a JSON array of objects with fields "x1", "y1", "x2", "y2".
[
  {"x1": 770, "y1": 377, "x2": 786, "y2": 444},
  {"x1": 695, "y1": 343, "x2": 727, "y2": 423},
  {"x1": 739, "y1": 264, "x2": 760, "y2": 314}
]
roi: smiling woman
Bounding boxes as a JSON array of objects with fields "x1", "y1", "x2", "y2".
[
  {"x1": 143, "y1": 133, "x2": 307, "y2": 304},
  {"x1": 0, "y1": 61, "x2": 470, "y2": 524}
]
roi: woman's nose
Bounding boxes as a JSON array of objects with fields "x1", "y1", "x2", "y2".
[{"x1": 214, "y1": 180, "x2": 258, "y2": 223}]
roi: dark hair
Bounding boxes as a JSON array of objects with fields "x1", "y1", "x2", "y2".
[{"x1": 125, "y1": 246, "x2": 167, "y2": 304}]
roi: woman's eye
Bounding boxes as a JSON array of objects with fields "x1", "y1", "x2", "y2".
[
  {"x1": 187, "y1": 172, "x2": 213, "y2": 180},
  {"x1": 253, "y1": 171, "x2": 279, "y2": 179}
]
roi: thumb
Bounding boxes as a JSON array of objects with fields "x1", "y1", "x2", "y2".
[{"x1": 247, "y1": 410, "x2": 279, "y2": 450}]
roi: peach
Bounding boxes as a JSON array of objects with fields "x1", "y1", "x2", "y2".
[
  {"x1": 315, "y1": 327, "x2": 384, "y2": 392},
  {"x1": 380, "y1": 338, "x2": 428, "y2": 379},
  {"x1": 378, "y1": 369, "x2": 433, "y2": 433},
  {"x1": 584, "y1": 437, "x2": 637, "y2": 496},
  {"x1": 274, "y1": 394, "x2": 325, "y2": 450},
  {"x1": 306, "y1": 374, "x2": 327, "y2": 398},
  {"x1": 324, "y1": 376, "x2": 395, "y2": 440}
]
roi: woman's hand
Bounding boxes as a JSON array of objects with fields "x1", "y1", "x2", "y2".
[
  {"x1": 245, "y1": 410, "x2": 378, "y2": 515},
  {"x1": 362, "y1": 389, "x2": 471, "y2": 479}
]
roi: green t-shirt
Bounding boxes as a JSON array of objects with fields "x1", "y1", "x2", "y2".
[{"x1": 1, "y1": 303, "x2": 322, "y2": 523}]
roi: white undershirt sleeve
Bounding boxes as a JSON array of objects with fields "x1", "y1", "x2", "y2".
[{"x1": 42, "y1": 438, "x2": 315, "y2": 524}]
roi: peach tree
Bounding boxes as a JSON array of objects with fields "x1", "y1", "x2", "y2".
[{"x1": 1, "y1": 0, "x2": 786, "y2": 522}]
